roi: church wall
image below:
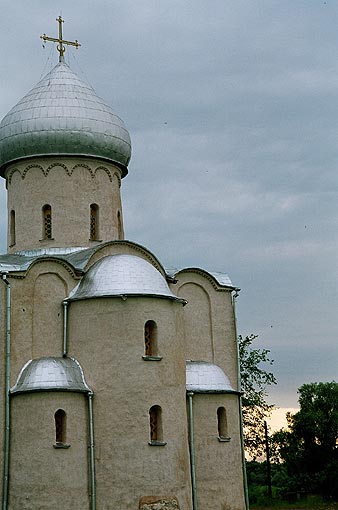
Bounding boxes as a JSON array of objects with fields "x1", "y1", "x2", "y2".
[
  {"x1": 5, "y1": 157, "x2": 124, "y2": 253},
  {"x1": 175, "y1": 272, "x2": 239, "y2": 390},
  {"x1": 0, "y1": 282, "x2": 6, "y2": 500},
  {"x1": 9, "y1": 392, "x2": 89, "y2": 510},
  {"x1": 6, "y1": 263, "x2": 77, "y2": 387},
  {"x1": 68, "y1": 297, "x2": 193, "y2": 510},
  {"x1": 191, "y1": 393, "x2": 245, "y2": 510}
]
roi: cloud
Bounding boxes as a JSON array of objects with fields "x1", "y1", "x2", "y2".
[{"x1": 0, "y1": 0, "x2": 336, "y2": 408}]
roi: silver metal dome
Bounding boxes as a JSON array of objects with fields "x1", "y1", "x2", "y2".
[
  {"x1": 0, "y1": 62, "x2": 131, "y2": 176},
  {"x1": 68, "y1": 254, "x2": 183, "y2": 302},
  {"x1": 186, "y1": 361, "x2": 238, "y2": 394},
  {"x1": 11, "y1": 357, "x2": 91, "y2": 395}
]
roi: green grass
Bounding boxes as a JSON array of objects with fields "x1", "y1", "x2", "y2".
[{"x1": 250, "y1": 494, "x2": 338, "y2": 510}]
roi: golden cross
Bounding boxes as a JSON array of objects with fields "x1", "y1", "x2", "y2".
[{"x1": 40, "y1": 16, "x2": 81, "y2": 63}]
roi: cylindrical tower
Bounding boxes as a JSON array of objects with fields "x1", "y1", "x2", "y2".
[
  {"x1": 0, "y1": 62, "x2": 131, "y2": 253},
  {"x1": 67, "y1": 254, "x2": 193, "y2": 509}
]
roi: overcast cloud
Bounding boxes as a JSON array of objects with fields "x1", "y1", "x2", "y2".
[{"x1": 0, "y1": 1, "x2": 337, "y2": 407}]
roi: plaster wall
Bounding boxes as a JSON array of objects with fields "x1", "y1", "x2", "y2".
[
  {"x1": 5, "y1": 156, "x2": 124, "y2": 253},
  {"x1": 175, "y1": 272, "x2": 239, "y2": 390},
  {"x1": 68, "y1": 297, "x2": 192, "y2": 510},
  {"x1": 0, "y1": 283, "x2": 5, "y2": 501},
  {"x1": 9, "y1": 392, "x2": 89, "y2": 510},
  {"x1": 4, "y1": 264, "x2": 77, "y2": 387},
  {"x1": 191, "y1": 393, "x2": 245, "y2": 510}
]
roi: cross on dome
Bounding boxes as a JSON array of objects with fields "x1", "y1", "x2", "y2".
[{"x1": 40, "y1": 16, "x2": 81, "y2": 63}]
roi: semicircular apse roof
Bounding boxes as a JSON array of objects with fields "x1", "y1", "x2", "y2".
[
  {"x1": 11, "y1": 357, "x2": 91, "y2": 395},
  {"x1": 67, "y1": 254, "x2": 185, "y2": 303},
  {"x1": 186, "y1": 361, "x2": 238, "y2": 394},
  {"x1": 0, "y1": 62, "x2": 131, "y2": 176}
]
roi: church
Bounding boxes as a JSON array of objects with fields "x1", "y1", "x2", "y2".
[{"x1": 0, "y1": 18, "x2": 247, "y2": 510}]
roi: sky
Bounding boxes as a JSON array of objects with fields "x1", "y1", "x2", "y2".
[{"x1": 0, "y1": 1, "x2": 337, "y2": 409}]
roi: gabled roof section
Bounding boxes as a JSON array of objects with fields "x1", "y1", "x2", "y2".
[
  {"x1": 0, "y1": 241, "x2": 170, "y2": 280},
  {"x1": 169, "y1": 267, "x2": 237, "y2": 291}
]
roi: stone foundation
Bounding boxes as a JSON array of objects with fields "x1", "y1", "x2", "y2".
[{"x1": 139, "y1": 496, "x2": 180, "y2": 510}]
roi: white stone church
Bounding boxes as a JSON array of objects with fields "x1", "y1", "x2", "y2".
[{"x1": 0, "y1": 19, "x2": 247, "y2": 510}]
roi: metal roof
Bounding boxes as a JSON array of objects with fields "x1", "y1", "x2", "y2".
[
  {"x1": 68, "y1": 254, "x2": 184, "y2": 302},
  {"x1": 166, "y1": 267, "x2": 234, "y2": 289},
  {"x1": 0, "y1": 62, "x2": 131, "y2": 176},
  {"x1": 186, "y1": 361, "x2": 238, "y2": 394},
  {"x1": 0, "y1": 244, "x2": 236, "y2": 293},
  {"x1": 11, "y1": 357, "x2": 91, "y2": 395}
]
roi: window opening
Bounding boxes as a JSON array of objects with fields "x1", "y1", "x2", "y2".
[
  {"x1": 90, "y1": 204, "x2": 99, "y2": 241},
  {"x1": 55, "y1": 409, "x2": 66, "y2": 444},
  {"x1": 117, "y1": 210, "x2": 122, "y2": 240},
  {"x1": 217, "y1": 407, "x2": 230, "y2": 441},
  {"x1": 144, "y1": 320, "x2": 157, "y2": 357},
  {"x1": 10, "y1": 210, "x2": 16, "y2": 246},
  {"x1": 149, "y1": 405, "x2": 166, "y2": 445},
  {"x1": 42, "y1": 204, "x2": 52, "y2": 239}
]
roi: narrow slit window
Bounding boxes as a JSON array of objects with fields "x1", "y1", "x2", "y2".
[
  {"x1": 144, "y1": 320, "x2": 157, "y2": 357},
  {"x1": 217, "y1": 407, "x2": 229, "y2": 440},
  {"x1": 10, "y1": 210, "x2": 16, "y2": 246},
  {"x1": 90, "y1": 204, "x2": 99, "y2": 240},
  {"x1": 117, "y1": 210, "x2": 122, "y2": 240},
  {"x1": 55, "y1": 409, "x2": 66, "y2": 444},
  {"x1": 42, "y1": 204, "x2": 52, "y2": 240},
  {"x1": 149, "y1": 405, "x2": 163, "y2": 443}
]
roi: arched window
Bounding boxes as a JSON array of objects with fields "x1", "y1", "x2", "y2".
[
  {"x1": 55, "y1": 409, "x2": 66, "y2": 444},
  {"x1": 149, "y1": 405, "x2": 164, "y2": 444},
  {"x1": 217, "y1": 407, "x2": 230, "y2": 441},
  {"x1": 117, "y1": 210, "x2": 122, "y2": 240},
  {"x1": 90, "y1": 204, "x2": 99, "y2": 241},
  {"x1": 144, "y1": 320, "x2": 157, "y2": 357},
  {"x1": 42, "y1": 204, "x2": 52, "y2": 240},
  {"x1": 10, "y1": 210, "x2": 16, "y2": 246}
]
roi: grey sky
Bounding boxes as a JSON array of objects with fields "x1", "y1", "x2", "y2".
[{"x1": 0, "y1": 1, "x2": 337, "y2": 407}]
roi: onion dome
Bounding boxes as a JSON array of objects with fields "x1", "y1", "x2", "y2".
[
  {"x1": 186, "y1": 361, "x2": 238, "y2": 394},
  {"x1": 0, "y1": 62, "x2": 131, "y2": 177},
  {"x1": 67, "y1": 254, "x2": 185, "y2": 303},
  {"x1": 11, "y1": 357, "x2": 91, "y2": 395}
]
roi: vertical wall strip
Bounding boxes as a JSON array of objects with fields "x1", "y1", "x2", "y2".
[
  {"x1": 187, "y1": 391, "x2": 198, "y2": 510},
  {"x1": 232, "y1": 291, "x2": 249, "y2": 510},
  {"x1": 88, "y1": 392, "x2": 96, "y2": 510},
  {"x1": 62, "y1": 301, "x2": 68, "y2": 357},
  {"x1": 1, "y1": 274, "x2": 11, "y2": 510}
]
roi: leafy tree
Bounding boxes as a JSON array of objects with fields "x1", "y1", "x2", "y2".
[
  {"x1": 272, "y1": 381, "x2": 338, "y2": 499},
  {"x1": 239, "y1": 334, "x2": 277, "y2": 459}
]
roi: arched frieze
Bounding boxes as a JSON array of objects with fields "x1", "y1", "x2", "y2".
[
  {"x1": 45, "y1": 162, "x2": 70, "y2": 177},
  {"x1": 113, "y1": 171, "x2": 122, "y2": 188},
  {"x1": 22, "y1": 164, "x2": 46, "y2": 179},
  {"x1": 7, "y1": 167, "x2": 22, "y2": 185},
  {"x1": 94, "y1": 166, "x2": 113, "y2": 183},
  {"x1": 72, "y1": 163, "x2": 95, "y2": 179}
]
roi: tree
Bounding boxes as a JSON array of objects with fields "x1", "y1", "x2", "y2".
[
  {"x1": 272, "y1": 381, "x2": 338, "y2": 499},
  {"x1": 239, "y1": 334, "x2": 277, "y2": 459}
]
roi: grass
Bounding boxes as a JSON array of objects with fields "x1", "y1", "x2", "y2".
[{"x1": 250, "y1": 495, "x2": 338, "y2": 510}]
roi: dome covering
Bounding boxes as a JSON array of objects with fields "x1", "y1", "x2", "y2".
[
  {"x1": 0, "y1": 62, "x2": 131, "y2": 177},
  {"x1": 186, "y1": 361, "x2": 238, "y2": 393},
  {"x1": 11, "y1": 357, "x2": 91, "y2": 394},
  {"x1": 68, "y1": 254, "x2": 184, "y2": 302}
]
